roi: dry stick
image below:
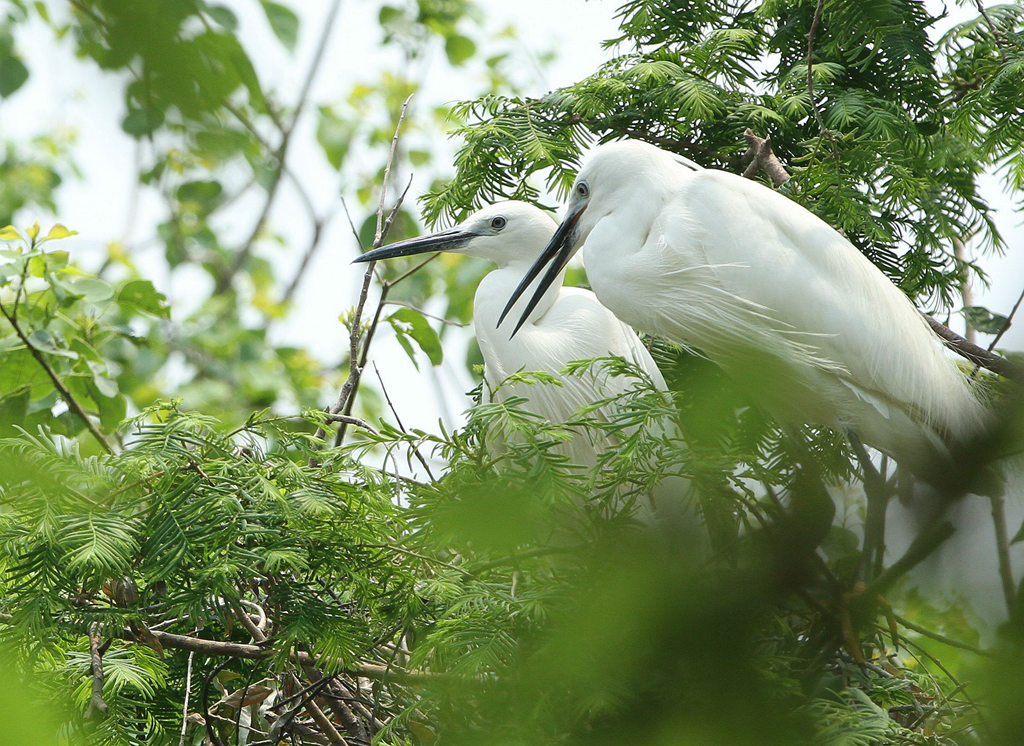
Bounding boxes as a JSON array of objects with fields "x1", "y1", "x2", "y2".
[
  {"x1": 215, "y1": 0, "x2": 343, "y2": 294},
  {"x1": 990, "y1": 492, "x2": 1017, "y2": 614},
  {"x1": 952, "y1": 238, "x2": 977, "y2": 347},
  {"x1": 88, "y1": 623, "x2": 109, "y2": 715},
  {"x1": 288, "y1": 673, "x2": 348, "y2": 746},
  {"x1": 137, "y1": 629, "x2": 437, "y2": 683},
  {"x1": 0, "y1": 302, "x2": 114, "y2": 454},
  {"x1": 805, "y1": 0, "x2": 829, "y2": 133},
  {"x1": 987, "y1": 283, "x2": 1024, "y2": 354},
  {"x1": 922, "y1": 313, "x2": 1023, "y2": 379},
  {"x1": 178, "y1": 649, "x2": 196, "y2": 746},
  {"x1": 300, "y1": 663, "x2": 368, "y2": 742}
]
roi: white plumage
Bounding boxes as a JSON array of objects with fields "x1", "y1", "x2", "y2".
[
  {"x1": 502, "y1": 139, "x2": 987, "y2": 476},
  {"x1": 355, "y1": 200, "x2": 670, "y2": 469}
]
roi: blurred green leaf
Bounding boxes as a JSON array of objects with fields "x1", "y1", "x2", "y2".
[
  {"x1": 259, "y1": 0, "x2": 299, "y2": 52},
  {"x1": 444, "y1": 34, "x2": 476, "y2": 66},
  {"x1": 0, "y1": 54, "x2": 28, "y2": 97},
  {"x1": 118, "y1": 279, "x2": 169, "y2": 318}
]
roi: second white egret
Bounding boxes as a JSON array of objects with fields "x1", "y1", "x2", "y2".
[
  {"x1": 354, "y1": 200, "x2": 672, "y2": 470},
  {"x1": 500, "y1": 139, "x2": 988, "y2": 477}
]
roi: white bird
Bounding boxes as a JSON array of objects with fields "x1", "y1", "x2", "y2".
[
  {"x1": 353, "y1": 200, "x2": 673, "y2": 471},
  {"x1": 500, "y1": 139, "x2": 988, "y2": 478}
]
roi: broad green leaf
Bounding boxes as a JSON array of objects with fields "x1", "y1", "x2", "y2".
[
  {"x1": 122, "y1": 106, "x2": 165, "y2": 137},
  {"x1": 444, "y1": 34, "x2": 477, "y2": 66},
  {"x1": 0, "y1": 54, "x2": 28, "y2": 97},
  {"x1": 66, "y1": 277, "x2": 114, "y2": 303},
  {"x1": 316, "y1": 106, "x2": 354, "y2": 170},
  {"x1": 0, "y1": 225, "x2": 21, "y2": 241},
  {"x1": 0, "y1": 386, "x2": 29, "y2": 435},
  {"x1": 388, "y1": 307, "x2": 443, "y2": 367},
  {"x1": 118, "y1": 279, "x2": 170, "y2": 318},
  {"x1": 206, "y1": 4, "x2": 239, "y2": 29},
  {"x1": 963, "y1": 305, "x2": 1009, "y2": 335},
  {"x1": 259, "y1": 0, "x2": 299, "y2": 52},
  {"x1": 28, "y1": 329, "x2": 78, "y2": 359}
]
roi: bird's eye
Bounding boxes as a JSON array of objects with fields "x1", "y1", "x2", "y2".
[
  {"x1": 490, "y1": 216, "x2": 507, "y2": 231},
  {"x1": 576, "y1": 181, "x2": 590, "y2": 198}
]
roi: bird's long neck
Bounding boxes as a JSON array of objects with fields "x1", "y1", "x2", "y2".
[{"x1": 476, "y1": 259, "x2": 566, "y2": 331}]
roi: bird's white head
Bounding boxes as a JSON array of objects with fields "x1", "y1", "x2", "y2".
[
  {"x1": 351, "y1": 200, "x2": 556, "y2": 269},
  {"x1": 498, "y1": 139, "x2": 701, "y2": 336}
]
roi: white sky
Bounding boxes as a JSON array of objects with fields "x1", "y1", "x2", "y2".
[{"x1": 6, "y1": 0, "x2": 1023, "y2": 434}]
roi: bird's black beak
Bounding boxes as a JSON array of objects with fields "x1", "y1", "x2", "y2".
[
  {"x1": 497, "y1": 202, "x2": 585, "y2": 337},
  {"x1": 351, "y1": 227, "x2": 473, "y2": 263}
]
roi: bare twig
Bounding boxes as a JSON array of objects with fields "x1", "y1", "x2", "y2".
[
  {"x1": 289, "y1": 674, "x2": 348, "y2": 746},
  {"x1": 989, "y1": 493, "x2": 1016, "y2": 614},
  {"x1": 974, "y1": 0, "x2": 1008, "y2": 52},
  {"x1": 922, "y1": 313, "x2": 1023, "y2": 380},
  {"x1": 373, "y1": 362, "x2": 436, "y2": 481},
  {"x1": 865, "y1": 520, "x2": 956, "y2": 600},
  {"x1": 215, "y1": 0, "x2": 344, "y2": 294},
  {"x1": 806, "y1": 0, "x2": 828, "y2": 132},
  {"x1": 895, "y1": 614, "x2": 990, "y2": 657},
  {"x1": 88, "y1": 624, "x2": 109, "y2": 716},
  {"x1": 178, "y1": 649, "x2": 196, "y2": 746},
  {"x1": 301, "y1": 664, "x2": 367, "y2": 742},
  {"x1": 952, "y1": 238, "x2": 977, "y2": 346},
  {"x1": 0, "y1": 302, "x2": 114, "y2": 454},
  {"x1": 987, "y1": 283, "x2": 1024, "y2": 353}
]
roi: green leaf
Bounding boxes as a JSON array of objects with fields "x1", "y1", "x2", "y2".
[
  {"x1": 444, "y1": 34, "x2": 477, "y2": 66},
  {"x1": 260, "y1": 0, "x2": 299, "y2": 52},
  {"x1": 388, "y1": 308, "x2": 444, "y2": 367},
  {"x1": 42, "y1": 223, "x2": 75, "y2": 242},
  {"x1": 0, "y1": 54, "x2": 29, "y2": 97},
  {"x1": 0, "y1": 386, "x2": 29, "y2": 435},
  {"x1": 206, "y1": 4, "x2": 239, "y2": 29},
  {"x1": 118, "y1": 279, "x2": 170, "y2": 318},
  {"x1": 122, "y1": 106, "x2": 165, "y2": 138},
  {"x1": 0, "y1": 225, "x2": 22, "y2": 241},
  {"x1": 963, "y1": 305, "x2": 1009, "y2": 335},
  {"x1": 316, "y1": 106, "x2": 354, "y2": 170},
  {"x1": 65, "y1": 277, "x2": 115, "y2": 303}
]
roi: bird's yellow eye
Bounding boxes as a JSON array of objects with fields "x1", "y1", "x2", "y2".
[
  {"x1": 576, "y1": 181, "x2": 590, "y2": 198},
  {"x1": 491, "y1": 216, "x2": 507, "y2": 230}
]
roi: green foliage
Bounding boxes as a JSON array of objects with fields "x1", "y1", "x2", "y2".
[{"x1": 0, "y1": 1, "x2": 1022, "y2": 744}]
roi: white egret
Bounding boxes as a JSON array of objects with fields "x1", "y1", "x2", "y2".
[
  {"x1": 353, "y1": 200, "x2": 673, "y2": 470},
  {"x1": 500, "y1": 139, "x2": 989, "y2": 478}
]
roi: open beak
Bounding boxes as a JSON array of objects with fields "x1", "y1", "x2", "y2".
[
  {"x1": 352, "y1": 227, "x2": 473, "y2": 263},
  {"x1": 497, "y1": 202, "x2": 586, "y2": 337}
]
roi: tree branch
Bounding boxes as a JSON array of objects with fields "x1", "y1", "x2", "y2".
[
  {"x1": 805, "y1": 0, "x2": 828, "y2": 133},
  {"x1": 88, "y1": 623, "x2": 109, "y2": 716},
  {"x1": 0, "y1": 301, "x2": 114, "y2": 454},
  {"x1": 215, "y1": 0, "x2": 343, "y2": 294},
  {"x1": 922, "y1": 313, "x2": 1023, "y2": 380}
]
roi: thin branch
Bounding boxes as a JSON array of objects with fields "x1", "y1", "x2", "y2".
[
  {"x1": 865, "y1": 520, "x2": 956, "y2": 600},
  {"x1": 989, "y1": 492, "x2": 1016, "y2": 614},
  {"x1": 974, "y1": 0, "x2": 1008, "y2": 52},
  {"x1": 215, "y1": 0, "x2": 344, "y2": 294},
  {"x1": 0, "y1": 302, "x2": 114, "y2": 453},
  {"x1": 131, "y1": 629, "x2": 438, "y2": 682},
  {"x1": 178, "y1": 649, "x2": 196, "y2": 746},
  {"x1": 987, "y1": 283, "x2": 1024, "y2": 353},
  {"x1": 895, "y1": 614, "x2": 990, "y2": 657},
  {"x1": 851, "y1": 436, "x2": 891, "y2": 583},
  {"x1": 805, "y1": 0, "x2": 828, "y2": 133},
  {"x1": 309, "y1": 99, "x2": 414, "y2": 460},
  {"x1": 324, "y1": 414, "x2": 379, "y2": 435},
  {"x1": 922, "y1": 313, "x2": 1023, "y2": 379},
  {"x1": 373, "y1": 362, "x2": 436, "y2": 481},
  {"x1": 952, "y1": 238, "x2": 977, "y2": 346},
  {"x1": 88, "y1": 623, "x2": 109, "y2": 716},
  {"x1": 289, "y1": 674, "x2": 348, "y2": 746}
]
